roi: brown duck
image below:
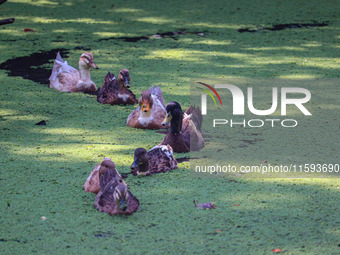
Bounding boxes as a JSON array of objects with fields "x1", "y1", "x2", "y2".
[
  {"x1": 126, "y1": 86, "x2": 168, "y2": 129},
  {"x1": 97, "y1": 69, "x2": 137, "y2": 105},
  {"x1": 84, "y1": 158, "x2": 126, "y2": 194},
  {"x1": 94, "y1": 167, "x2": 140, "y2": 216},
  {"x1": 160, "y1": 102, "x2": 204, "y2": 153},
  {"x1": 131, "y1": 145, "x2": 178, "y2": 176}
]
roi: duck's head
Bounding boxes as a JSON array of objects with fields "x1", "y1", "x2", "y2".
[
  {"x1": 99, "y1": 159, "x2": 116, "y2": 179},
  {"x1": 79, "y1": 52, "x2": 99, "y2": 69},
  {"x1": 131, "y1": 148, "x2": 148, "y2": 172},
  {"x1": 162, "y1": 101, "x2": 183, "y2": 134},
  {"x1": 118, "y1": 69, "x2": 130, "y2": 87},
  {"x1": 138, "y1": 90, "x2": 153, "y2": 113},
  {"x1": 113, "y1": 182, "x2": 129, "y2": 211}
]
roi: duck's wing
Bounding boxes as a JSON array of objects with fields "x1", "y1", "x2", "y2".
[
  {"x1": 185, "y1": 106, "x2": 203, "y2": 130},
  {"x1": 49, "y1": 52, "x2": 78, "y2": 82},
  {"x1": 164, "y1": 144, "x2": 178, "y2": 169},
  {"x1": 124, "y1": 88, "x2": 138, "y2": 104},
  {"x1": 126, "y1": 106, "x2": 141, "y2": 127},
  {"x1": 160, "y1": 132, "x2": 190, "y2": 153},
  {"x1": 113, "y1": 168, "x2": 127, "y2": 186},
  {"x1": 94, "y1": 180, "x2": 118, "y2": 215},
  {"x1": 125, "y1": 190, "x2": 140, "y2": 215},
  {"x1": 104, "y1": 71, "x2": 116, "y2": 84},
  {"x1": 99, "y1": 168, "x2": 116, "y2": 189},
  {"x1": 98, "y1": 73, "x2": 137, "y2": 105},
  {"x1": 83, "y1": 163, "x2": 101, "y2": 194},
  {"x1": 97, "y1": 72, "x2": 117, "y2": 104},
  {"x1": 149, "y1": 85, "x2": 165, "y2": 107},
  {"x1": 182, "y1": 113, "x2": 191, "y2": 133},
  {"x1": 95, "y1": 179, "x2": 139, "y2": 216},
  {"x1": 147, "y1": 145, "x2": 178, "y2": 173},
  {"x1": 182, "y1": 114, "x2": 205, "y2": 151}
]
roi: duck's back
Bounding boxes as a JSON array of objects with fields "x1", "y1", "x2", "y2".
[
  {"x1": 98, "y1": 72, "x2": 137, "y2": 105},
  {"x1": 147, "y1": 145, "x2": 178, "y2": 173},
  {"x1": 49, "y1": 53, "x2": 79, "y2": 92},
  {"x1": 148, "y1": 85, "x2": 165, "y2": 107},
  {"x1": 94, "y1": 170, "x2": 139, "y2": 215},
  {"x1": 182, "y1": 113, "x2": 205, "y2": 151}
]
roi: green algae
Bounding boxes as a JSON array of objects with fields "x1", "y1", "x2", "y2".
[{"x1": 0, "y1": 0, "x2": 339, "y2": 254}]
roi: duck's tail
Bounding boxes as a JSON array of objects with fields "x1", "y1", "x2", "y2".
[
  {"x1": 185, "y1": 106, "x2": 203, "y2": 131},
  {"x1": 49, "y1": 52, "x2": 64, "y2": 82},
  {"x1": 104, "y1": 71, "x2": 116, "y2": 84},
  {"x1": 149, "y1": 85, "x2": 165, "y2": 107}
]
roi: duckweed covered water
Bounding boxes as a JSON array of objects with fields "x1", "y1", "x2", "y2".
[{"x1": 0, "y1": 0, "x2": 339, "y2": 254}]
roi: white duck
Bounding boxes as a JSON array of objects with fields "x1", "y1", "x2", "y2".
[{"x1": 49, "y1": 52, "x2": 99, "y2": 93}]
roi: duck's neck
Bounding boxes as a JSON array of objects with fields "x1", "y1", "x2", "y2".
[
  {"x1": 140, "y1": 108, "x2": 153, "y2": 118},
  {"x1": 139, "y1": 160, "x2": 149, "y2": 172},
  {"x1": 170, "y1": 114, "x2": 182, "y2": 135},
  {"x1": 118, "y1": 80, "x2": 128, "y2": 92},
  {"x1": 79, "y1": 65, "x2": 91, "y2": 81}
]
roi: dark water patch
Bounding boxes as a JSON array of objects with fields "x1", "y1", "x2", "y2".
[
  {"x1": 99, "y1": 29, "x2": 205, "y2": 42},
  {"x1": 0, "y1": 238, "x2": 22, "y2": 243},
  {"x1": 177, "y1": 157, "x2": 201, "y2": 163},
  {"x1": 35, "y1": 120, "x2": 46, "y2": 126},
  {"x1": 177, "y1": 157, "x2": 190, "y2": 163},
  {"x1": 84, "y1": 89, "x2": 99, "y2": 96},
  {"x1": 238, "y1": 22, "x2": 328, "y2": 33},
  {"x1": 156, "y1": 129, "x2": 169, "y2": 134},
  {"x1": 74, "y1": 46, "x2": 91, "y2": 51},
  {"x1": 95, "y1": 231, "x2": 114, "y2": 238},
  {"x1": 0, "y1": 48, "x2": 69, "y2": 84},
  {"x1": 120, "y1": 172, "x2": 132, "y2": 179},
  {"x1": 239, "y1": 138, "x2": 264, "y2": 147}
]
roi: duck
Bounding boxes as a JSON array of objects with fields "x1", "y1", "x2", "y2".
[
  {"x1": 160, "y1": 102, "x2": 204, "y2": 153},
  {"x1": 97, "y1": 69, "x2": 137, "y2": 105},
  {"x1": 94, "y1": 167, "x2": 140, "y2": 215},
  {"x1": 183, "y1": 105, "x2": 205, "y2": 151},
  {"x1": 49, "y1": 52, "x2": 98, "y2": 93},
  {"x1": 130, "y1": 144, "x2": 178, "y2": 176},
  {"x1": 126, "y1": 85, "x2": 169, "y2": 129},
  {"x1": 84, "y1": 157, "x2": 126, "y2": 194}
]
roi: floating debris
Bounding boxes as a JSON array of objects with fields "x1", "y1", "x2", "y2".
[
  {"x1": 194, "y1": 200, "x2": 216, "y2": 209},
  {"x1": 24, "y1": 28, "x2": 36, "y2": 32}
]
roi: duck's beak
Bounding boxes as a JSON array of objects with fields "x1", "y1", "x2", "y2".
[
  {"x1": 119, "y1": 199, "x2": 128, "y2": 211},
  {"x1": 89, "y1": 62, "x2": 99, "y2": 69},
  {"x1": 124, "y1": 77, "x2": 130, "y2": 86},
  {"x1": 162, "y1": 112, "x2": 172, "y2": 126},
  {"x1": 142, "y1": 99, "x2": 151, "y2": 112},
  {"x1": 131, "y1": 159, "x2": 139, "y2": 169}
]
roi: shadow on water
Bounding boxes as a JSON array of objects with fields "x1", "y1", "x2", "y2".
[
  {"x1": 99, "y1": 28, "x2": 206, "y2": 42},
  {"x1": 0, "y1": 48, "x2": 69, "y2": 85},
  {"x1": 238, "y1": 22, "x2": 329, "y2": 33}
]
